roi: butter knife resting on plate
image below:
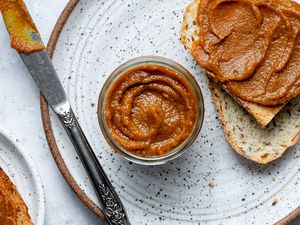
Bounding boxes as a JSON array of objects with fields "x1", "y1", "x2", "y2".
[{"x1": 0, "y1": 1, "x2": 131, "y2": 225}]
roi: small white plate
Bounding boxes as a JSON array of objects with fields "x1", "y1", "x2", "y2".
[{"x1": 0, "y1": 128, "x2": 45, "y2": 225}]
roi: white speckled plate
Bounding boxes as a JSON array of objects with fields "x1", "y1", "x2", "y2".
[
  {"x1": 0, "y1": 128, "x2": 45, "y2": 225},
  {"x1": 41, "y1": 0, "x2": 300, "y2": 224}
]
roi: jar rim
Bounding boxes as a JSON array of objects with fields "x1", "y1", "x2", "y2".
[{"x1": 97, "y1": 56, "x2": 205, "y2": 165}]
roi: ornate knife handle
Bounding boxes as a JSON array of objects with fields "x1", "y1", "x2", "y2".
[{"x1": 57, "y1": 106, "x2": 131, "y2": 225}]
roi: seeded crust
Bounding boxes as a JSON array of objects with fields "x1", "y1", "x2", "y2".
[
  {"x1": 180, "y1": 0, "x2": 284, "y2": 128},
  {"x1": 0, "y1": 168, "x2": 33, "y2": 225},
  {"x1": 181, "y1": 0, "x2": 300, "y2": 163}
]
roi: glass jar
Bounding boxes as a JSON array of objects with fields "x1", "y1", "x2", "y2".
[{"x1": 98, "y1": 56, "x2": 204, "y2": 165}]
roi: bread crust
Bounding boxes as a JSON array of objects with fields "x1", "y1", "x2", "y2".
[{"x1": 209, "y1": 80, "x2": 300, "y2": 163}]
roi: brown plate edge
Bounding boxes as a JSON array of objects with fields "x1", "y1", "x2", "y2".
[
  {"x1": 40, "y1": 0, "x2": 299, "y2": 224},
  {"x1": 40, "y1": 0, "x2": 104, "y2": 220}
]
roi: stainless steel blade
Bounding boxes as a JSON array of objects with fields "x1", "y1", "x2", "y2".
[{"x1": 19, "y1": 50, "x2": 69, "y2": 114}]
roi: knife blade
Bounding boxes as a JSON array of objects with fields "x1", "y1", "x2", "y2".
[
  {"x1": 0, "y1": 1, "x2": 131, "y2": 224},
  {"x1": 20, "y1": 51, "x2": 68, "y2": 110}
]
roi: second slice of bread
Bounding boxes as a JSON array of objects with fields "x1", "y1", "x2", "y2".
[
  {"x1": 0, "y1": 168, "x2": 33, "y2": 225},
  {"x1": 180, "y1": 0, "x2": 284, "y2": 127}
]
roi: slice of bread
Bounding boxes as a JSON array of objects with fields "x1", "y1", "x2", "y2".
[
  {"x1": 180, "y1": 0, "x2": 284, "y2": 128},
  {"x1": 0, "y1": 168, "x2": 33, "y2": 225},
  {"x1": 210, "y1": 80, "x2": 300, "y2": 163},
  {"x1": 181, "y1": 0, "x2": 300, "y2": 163}
]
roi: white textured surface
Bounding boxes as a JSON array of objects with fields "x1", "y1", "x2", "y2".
[
  {"x1": 0, "y1": 1, "x2": 102, "y2": 225},
  {"x1": 0, "y1": 1, "x2": 299, "y2": 225}
]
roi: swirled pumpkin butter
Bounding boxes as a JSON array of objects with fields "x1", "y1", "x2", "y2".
[
  {"x1": 192, "y1": 0, "x2": 300, "y2": 105},
  {"x1": 104, "y1": 65, "x2": 198, "y2": 157}
]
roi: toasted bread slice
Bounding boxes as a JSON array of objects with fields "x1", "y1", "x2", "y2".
[
  {"x1": 209, "y1": 80, "x2": 300, "y2": 163},
  {"x1": 0, "y1": 168, "x2": 33, "y2": 225},
  {"x1": 180, "y1": 0, "x2": 284, "y2": 127}
]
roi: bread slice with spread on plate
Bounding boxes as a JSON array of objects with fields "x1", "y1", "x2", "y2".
[{"x1": 181, "y1": 0, "x2": 300, "y2": 163}]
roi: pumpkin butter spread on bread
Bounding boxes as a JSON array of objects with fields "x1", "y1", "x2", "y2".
[
  {"x1": 0, "y1": 168, "x2": 33, "y2": 225},
  {"x1": 181, "y1": 0, "x2": 300, "y2": 163}
]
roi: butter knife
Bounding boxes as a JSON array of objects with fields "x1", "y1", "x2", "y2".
[{"x1": 0, "y1": 2, "x2": 131, "y2": 225}]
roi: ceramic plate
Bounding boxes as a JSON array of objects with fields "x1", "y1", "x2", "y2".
[
  {"x1": 0, "y1": 128, "x2": 45, "y2": 225},
  {"x1": 41, "y1": 0, "x2": 300, "y2": 224}
]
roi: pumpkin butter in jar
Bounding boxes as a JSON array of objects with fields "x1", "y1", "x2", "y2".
[{"x1": 98, "y1": 57, "x2": 204, "y2": 165}]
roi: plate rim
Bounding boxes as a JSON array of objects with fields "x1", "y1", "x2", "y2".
[
  {"x1": 0, "y1": 127, "x2": 45, "y2": 225},
  {"x1": 40, "y1": 0, "x2": 300, "y2": 224}
]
